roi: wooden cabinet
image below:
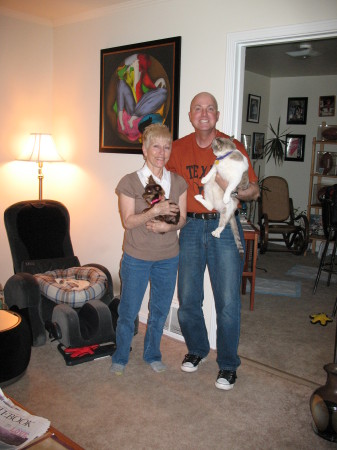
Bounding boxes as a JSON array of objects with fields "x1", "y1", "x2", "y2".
[{"x1": 307, "y1": 136, "x2": 337, "y2": 253}]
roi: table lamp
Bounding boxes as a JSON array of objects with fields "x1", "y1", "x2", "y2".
[{"x1": 18, "y1": 133, "x2": 64, "y2": 200}]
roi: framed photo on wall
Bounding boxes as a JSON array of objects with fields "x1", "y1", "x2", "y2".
[
  {"x1": 285, "y1": 134, "x2": 305, "y2": 162},
  {"x1": 319, "y1": 95, "x2": 336, "y2": 117},
  {"x1": 247, "y1": 94, "x2": 261, "y2": 123},
  {"x1": 241, "y1": 134, "x2": 251, "y2": 155},
  {"x1": 286, "y1": 97, "x2": 308, "y2": 125},
  {"x1": 99, "y1": 36, "x2": 181, "y2": 154},
  {"x1": 252, "y1": 132, "x2": 264, "y2": 159}
]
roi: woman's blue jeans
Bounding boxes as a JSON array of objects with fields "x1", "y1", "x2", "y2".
[
  {"x1": 178, "y1": 216, "x2": 245, "y2": 371},
  {"x1": 112, "y1": 253, "x2": 179, "y2": 366}
]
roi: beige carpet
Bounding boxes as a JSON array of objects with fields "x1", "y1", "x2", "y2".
[
  {"x1": 3, "y1": 248, "x2": 337, "y2": 449},
  {"x1": 2, "y1": 324, "x2": 335, "y2": 450},
  {"x1": 239, "y1": 249, "x2": 336, "y2": 386}
]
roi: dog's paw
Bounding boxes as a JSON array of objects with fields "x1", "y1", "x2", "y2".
[
  {"x1": 201, "y1": 177, "x2": 207, "y2": 184},
  {"x1": 212, "y1": 229, "x2": 221, "y2": 238},
  {"x1": 194, "y1": 194, "x2": 203, "y2": 201}
]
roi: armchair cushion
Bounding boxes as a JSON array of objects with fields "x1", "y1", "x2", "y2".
[{"x1": 34, "y1": 266, "x2": 108, "y2": 308}]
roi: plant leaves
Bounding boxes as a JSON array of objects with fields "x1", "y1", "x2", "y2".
[{"x1": 262, "y1": 117, "x2": 291, "y2": 165}]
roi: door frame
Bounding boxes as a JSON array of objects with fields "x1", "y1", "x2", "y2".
[
  {"x1": 222, "y1": 19, "x2": 337, "y2": 139},
  {"x1": 210, "y1": 18, "x2": 337, "y2": 349}
]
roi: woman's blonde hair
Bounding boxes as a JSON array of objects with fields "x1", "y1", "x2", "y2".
[{"x1": 142, "y1": 123, "x2": 172, "y2": 149}]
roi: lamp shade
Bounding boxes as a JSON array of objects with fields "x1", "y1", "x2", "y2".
[
  {"x1": 18, "y1": 133, "x2": 64, "y2": 162},
  {"x1": 17, "y1": 133, "x2": 64, "y2": 200}
]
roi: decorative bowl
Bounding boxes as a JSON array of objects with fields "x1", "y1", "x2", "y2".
[{"x1": 322, "y1": 126, "x2": 337, "y2": 141}]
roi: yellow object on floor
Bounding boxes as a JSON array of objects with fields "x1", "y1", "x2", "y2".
[{"x1": 310, "y1": 313, "x2": 333, "y2": 326}]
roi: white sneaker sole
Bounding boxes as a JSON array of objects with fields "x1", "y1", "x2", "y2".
[
  {"x1": 181, "y1": 357, "x2": 207, "y2": 373},
  {"x1": 215, "y1": 380, "x2": 235, "y2": 390}
]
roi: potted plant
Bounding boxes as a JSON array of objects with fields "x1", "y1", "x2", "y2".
[{"x1": 263, "y1": 118, "x2": 289, "y2": 165}]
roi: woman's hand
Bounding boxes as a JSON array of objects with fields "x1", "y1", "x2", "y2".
[
  {"x1": 119, "y1": 191, "x2": 186, "y2": 232},
  {"x1": 145, "y1": 219, "x2": 172, "y2": 234},
  {"x1": 152, "y1": 199, "x2": 179, "y2": 218}
]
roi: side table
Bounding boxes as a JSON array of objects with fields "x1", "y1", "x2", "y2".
[
  {"x1": 242, "y1": 223, "x2": 260, "y2": 311},
  {"x1": 0, "y1": 310, "x2": 31, "y2": 386}
]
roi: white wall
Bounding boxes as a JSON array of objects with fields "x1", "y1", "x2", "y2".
[
  {"x1": 0, "y1": 14, "x2": 53, "y2": 280},
  {"x1": 1, "y1": 0, "x2": 337, "y2": 336}
]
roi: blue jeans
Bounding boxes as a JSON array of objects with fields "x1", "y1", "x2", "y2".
[
  {"x1": 178, "y1": 216, "x2": 245, "y2": 371},
  {"x1": 112, "y1": 253, "x2": 179, "y2": 366}
]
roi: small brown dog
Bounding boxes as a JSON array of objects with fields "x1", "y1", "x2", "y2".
[{"x1": 142, "y1": 175, "x2": 180, "y2": 225}]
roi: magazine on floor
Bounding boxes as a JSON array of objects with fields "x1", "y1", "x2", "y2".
[{"x1": 0, "y1": 389, "x2": 50, "y2": 449}]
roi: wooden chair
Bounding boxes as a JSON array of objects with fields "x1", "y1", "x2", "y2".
[{"x1": 258, "y1": 176, "x2": 309, "y2": 255}]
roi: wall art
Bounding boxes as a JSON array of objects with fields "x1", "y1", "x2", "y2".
[
  {"x1": 286, "y1": 97, "x2": 308, "y2": 125},
  {"x1": 285, "y1": 134, "x2": 305, "y2": 162},
  {"x1": 319, "y1": 95, "x2": 336, "y2": 117},
  {"x1": 99, "y1": 37, "x2": 181, "y2": 154},
  {"x1": 252, "y1": 132, "x2": 264, "y2": 159},
  {"x1": 247, "y1": 94, "x2": 261, "y2": 123}
]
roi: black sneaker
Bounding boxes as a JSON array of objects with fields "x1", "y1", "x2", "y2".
[
  {"x1": 215, "y1": 370, "x2": 237, "y2": 390},
  {"x1": 181, "y1": 353, "x2": 207, "y2": 373}
]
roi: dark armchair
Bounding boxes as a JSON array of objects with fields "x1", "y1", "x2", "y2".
[{"x1": 4, "y1": 200, "x2": 114, "y2": 347}]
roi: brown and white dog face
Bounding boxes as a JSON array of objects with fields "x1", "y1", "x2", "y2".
[
  {"x1": 142, "y1": 175, "x2": 180, "y2": 225},
  {"x1": 142, "y1": 176, "x2": 165, "y2": 206}
]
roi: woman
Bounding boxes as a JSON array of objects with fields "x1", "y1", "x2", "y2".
[{"x1": 111, "y1": 124, "x2": 187, "y2": 374}]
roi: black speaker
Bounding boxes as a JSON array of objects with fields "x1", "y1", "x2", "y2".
[{"x1": 0, "y1": 311, "x2": 31, "y2": 386}]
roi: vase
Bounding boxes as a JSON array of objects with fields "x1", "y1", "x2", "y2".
[{"x1": 310, "y1": 363, "x2": 337, "y2": 442}]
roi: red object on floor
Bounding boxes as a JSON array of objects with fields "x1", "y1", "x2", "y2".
[{"x1": 64, "y1": 345, "x2": 99, "y2": 358}]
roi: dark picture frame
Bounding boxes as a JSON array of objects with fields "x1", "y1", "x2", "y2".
[
  {"x1": 286, "y1": 97, "x2": 308, "y2": 125},
  {"x1": 247, "y1": 94, "x2": 261, "y2": 123},
  {"x1": 99, "y1": 36, "x2": 181, "y2": 154},
  {"x1": 319, "y1": 95, "x2": 336, "y2": 117},
  {"x1": 241, "y1": 134, "x2": 251, "y2": 155},
  {"x1": 285, "y1": 134, "x2": 305, "y2": 162},
  {"x1": 252, "y1": 132, "x2": 264, "y2": 159}
]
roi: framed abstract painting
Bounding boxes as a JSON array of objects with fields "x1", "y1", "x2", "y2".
[{"x1": 99, "y1": 37, "x2": 181, "y2": 154}]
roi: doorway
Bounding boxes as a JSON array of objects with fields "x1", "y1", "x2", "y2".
[
  {"x1": 222, "y1": 19, "x2": 337, "y2": 139},
  {"x1": 209, "y1": 19, "x2": 337, "y2": 349}
]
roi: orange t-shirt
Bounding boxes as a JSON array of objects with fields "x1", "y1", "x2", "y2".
[{"x1": 166, "y1": 131, "x2": 258, "y2": 213}]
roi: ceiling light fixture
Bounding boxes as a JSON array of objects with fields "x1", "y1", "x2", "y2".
[{"x1": 286, "y1": 43, "x2": 320, "y2": 59}]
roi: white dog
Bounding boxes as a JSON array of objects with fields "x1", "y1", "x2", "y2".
[{"x1": 194, "y1": 137, "x2": 249, "y2": 255}]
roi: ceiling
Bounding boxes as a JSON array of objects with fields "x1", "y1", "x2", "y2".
[
  {"x1": 1, "y1": 0, "x2": 337, "y2": 78},
  {"x1": 245, "y1": 38, "x2": 337, "y2": 77},
  {"x1": 0, "y1": 0, "x2": 131, "y2": 22}
]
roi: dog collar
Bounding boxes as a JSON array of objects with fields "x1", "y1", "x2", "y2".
[{"x1": 215, "y1": 151, "x2": 234, "y2": 165}]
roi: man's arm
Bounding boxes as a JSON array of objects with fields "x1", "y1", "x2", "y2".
[{"x1": 236, "y1": 181, "x2": 260, "y2": 202}]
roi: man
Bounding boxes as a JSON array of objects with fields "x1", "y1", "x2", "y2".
[{"x1": 166, "y1": 92, "x2": 260, "y2": 390}]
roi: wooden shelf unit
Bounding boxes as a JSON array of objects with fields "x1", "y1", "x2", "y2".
[{"x1": 307, "y1": 135, "x2": 337, "y2": 253}]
